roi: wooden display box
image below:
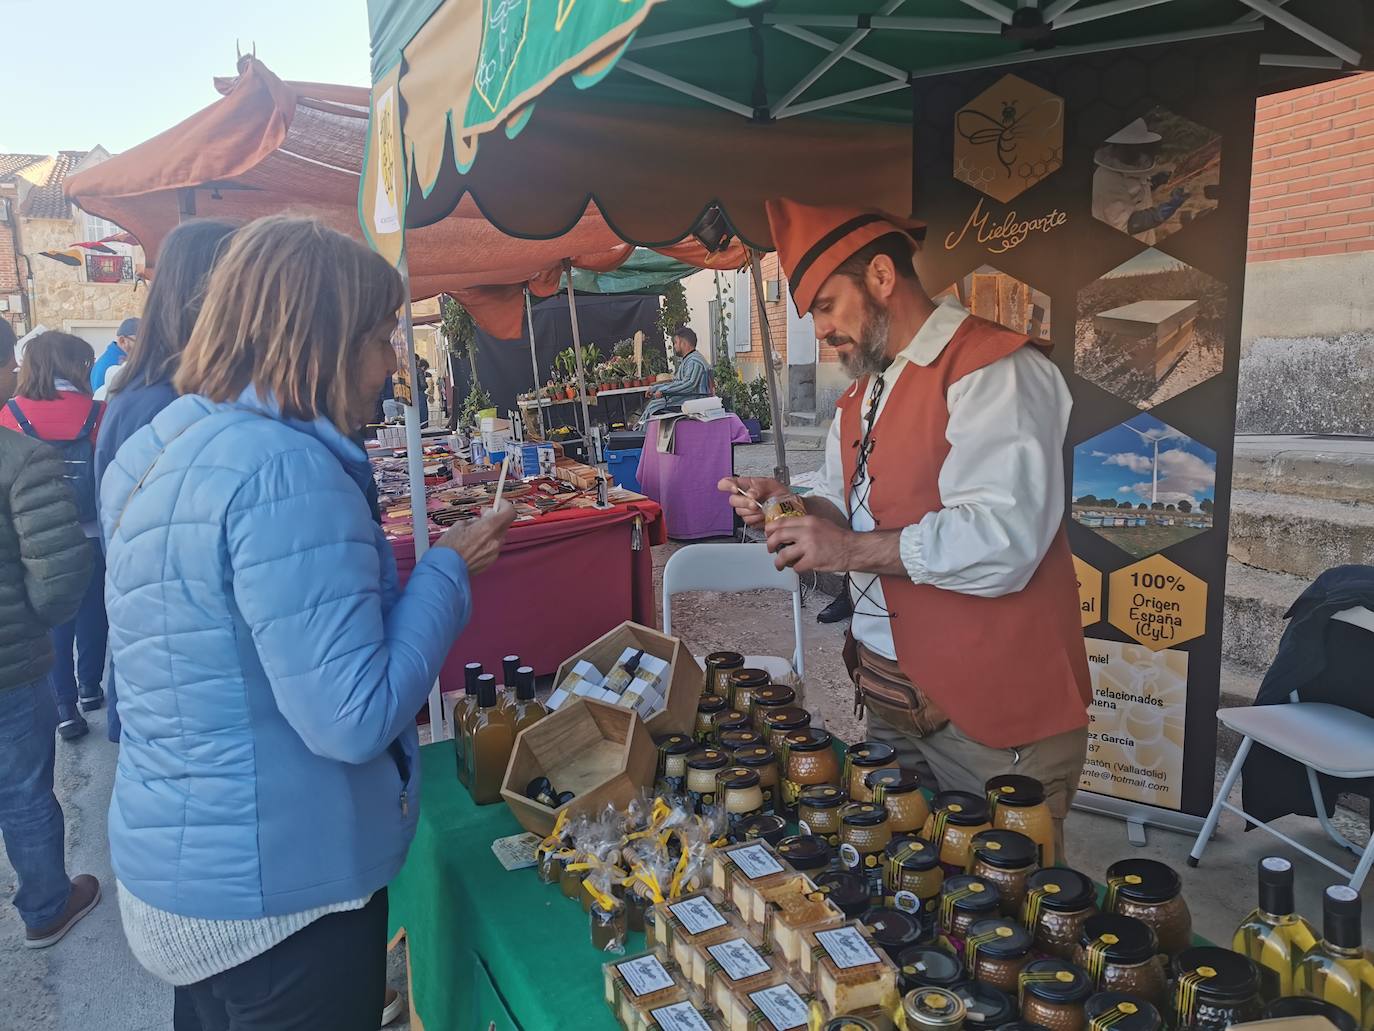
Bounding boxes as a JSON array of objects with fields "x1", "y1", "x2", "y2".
[
  {"x1": 554, "y1": 621, "x2": 705, "y2": 737},
  {"x1": 500, "y1": 699, "x2": 657, "y2": 837}
]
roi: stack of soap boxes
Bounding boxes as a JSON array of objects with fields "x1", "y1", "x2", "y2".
[{"x1": 547, "y1": 648, "x2": 670, "y2": 721}]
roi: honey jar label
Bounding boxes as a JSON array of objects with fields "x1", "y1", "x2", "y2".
[
  {"x1": 1174, "y1": 965, "x2": 1216, "y2": 1025},
  {"x1": 1021, "y1": 883, "x2": 1059, "y2": 929},
  {"x1": 617, "y1": 954, "x2": 674, "y2": 997},
  {"x1": 840, "y1": 844, "x2": 862, "y2": 870},
  {"x1": 891, "y1": 890, "x2": 921, "y2": 914},
  {"x1": 797, "y1": 818, "x2": 813, "y2": 836},
  {"x1": 749, "y1": 983, "x2": 810, "y2": 1030},
  {"x1": 816, "y1": 925, "x2": 880, "y2": 969},
  {"x1": 1018, "y1": 967, "x2": 1077, "y2": 1007},
  {"x1": 965, "y1": 925, "x2": 1014, "y2": 974},
  {"x1": 650, "y1": 1001, "x2": 712, "y2": 1031},
  {"x1": 730, "y1": 844, "x2": 784, "y2": 880},
  {"x1": 1089, "y1": 1002, "x2": 1139, "y2": 1031},
  {"x1": 1083, "y1": 934, "x2": 1118, "y2": 985},
  {"x1": 939, "y1": 881, "x2": 986, "y2": 929},
  {"x1": 668, "y1": 896, "x2": 726, "y2": 936},
  {"x1": 707, "y1": 937, "x2": 770, "y2": 982}
]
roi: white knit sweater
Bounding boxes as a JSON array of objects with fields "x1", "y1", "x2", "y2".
[{"x1": 117, "y1": 881, "x2": 371, "y2": 986}]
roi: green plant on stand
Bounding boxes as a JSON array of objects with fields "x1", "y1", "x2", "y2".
[
  {"x1": 459, "y1": 383, "x2": 492, "y2": 432},
  {"x1": 656, "y1": 281, "x2": 691, "y2": 374}
]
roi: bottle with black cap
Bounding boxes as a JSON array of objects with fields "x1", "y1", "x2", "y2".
[
  {"x1": 1294, "y1": 884, "x2": 1374, "y2": 1031},
  {"x1": 511, "y1": 666, "x2": 547, "y2": 735},
  {"x1": 497, "y1": 654, "x2": 521, "y2": 713},
  {"x1": 468, "y1": 673, "x2": 515, "y2": 805},
  {"x1": 455, "y1": 661, "x2": 483, "y2": 787},
  {"x1": 1232, "y1": 856, "x2": 1317, "y2": 1000}
]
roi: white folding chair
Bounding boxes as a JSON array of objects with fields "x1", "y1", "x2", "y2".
[
  {"x1": 1188, "y1": 693, "x2": 1374, "y2": 891},
  {"x1": 661, "y1": 542, "x2": 805, "y2": 688}
]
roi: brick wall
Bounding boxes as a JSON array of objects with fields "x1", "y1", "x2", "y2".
[
  {"x1": 1249, "y1": 72, "x2": 1374, "y2": 262},
  {"x1": 0, "y1": 192, "x2": 21, "y2": 333}
]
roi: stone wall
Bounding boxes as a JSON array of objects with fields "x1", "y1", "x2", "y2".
[{"x1": 21, "y1": 217, "x2": 144, "y2": 331}]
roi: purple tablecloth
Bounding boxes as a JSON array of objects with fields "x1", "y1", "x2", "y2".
[{"x1": 637, "y1": 414, "x2": 752, "y2": 539}]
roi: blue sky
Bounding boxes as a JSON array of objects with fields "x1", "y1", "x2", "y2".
[
  {"x1": 1073, "y1": 413, "x2": 1217, "y2": 506},
  {"x1": 1, "y1": 0, "x2": 370, "y2": 155}
]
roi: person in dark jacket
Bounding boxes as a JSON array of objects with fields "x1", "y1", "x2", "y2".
[
  {"x1": 0, "y1": 317, "x2": 102, "y2": 947},
  {"x1": 93, "y1": 219, "x2": 237, "y2": 743}
]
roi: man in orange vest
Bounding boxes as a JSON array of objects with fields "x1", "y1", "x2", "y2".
[{"x1": 721, "y1": 198, "x2": 1091, "y2": 858}]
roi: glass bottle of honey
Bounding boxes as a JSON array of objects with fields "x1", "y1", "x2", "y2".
[
  {"x1": 511, "y1": 665, "x2": 547, "y2": 735},
  {"x1": 454, "y1": 661, "x2": 482, "y2": 787},
  {"x1": 469, "y1": 673, "x2": 515, "y2": 805},
  {"x1": 1294, "y1": 885, "x2": 1374, "y2": 1031},
  {"x1": 1232, "y1": 857, "x2": 1317, "y2": 1001}
]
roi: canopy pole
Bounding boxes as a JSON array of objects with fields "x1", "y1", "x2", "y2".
[
  {"x1": 524, "y1": 289, "x2": 546, "y2": 439},
  {"x1": 397, "y1": 253, "x2": 446, "y2": 739},
  {"x1": 562, "y1": 261, "x2": 596, "y2": 463},
  {"x1": 748, "y1": 250, "x2": 790, "y2": 486}
]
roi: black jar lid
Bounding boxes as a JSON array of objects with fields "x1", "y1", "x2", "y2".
[
  {"x1": 861, "y1": 906, "x2": 925, "y2": 956},
  {"x1": 867, "y1": 766, "x2": 922, "y2": 795},
  {"x1": 777, "y1": 834, "x2": 834, "y2": 871},
  {"x1": 753, "y1": 685, "x2": 796, "y2": 708},
  {"x1": 847, "y1": 740, "x2": 898, "y2": 767},
  {"x1": 732, "y1": 745, "x2": 778, "y2": 769},
  {"x1": 697, "y1": 695, "x2": 728, "y2": 714},
  {"x1": 715, "y1": 710, "x2": 753, "y2": 733},
  {"x1": 783, "y1": 728, "x2": 833, "y2": 752},
  {"x1": 885, "y1": 837, "x2": 940, "y2": 871},
  {"x1": 985, "y1": 774, "x2": 1046, "y2": 808},
  {"x1": 1263, "y1": 997, "x2": 1359, "y2": 1031},
  {"x1": 1019, "y1": 958, "x2": 1094, "y2": 1004},
  {"x1": 965, "y1": 918, "x2": 1034, "y2": 959},
  {"x1": 814, "y1": 871, "x2": 871, "y2": 917},
  {"x1": 719, "y1": 767, "x2": 761, "y2": 791},
  {"x1": 728, "y1": 666, "x2": 769, "y2": 687},
  {"x1": 970, "y1": 829, "x2": 1038, "y2": 870},
  {"x1": 1078, "y1": 914, "x2": 1158, "y2": 966},
  {"x1": 932, "y1": 790, "x2": 990, "y2": 826},
  {"x1": 842, "y1": 802, "x2": 890, "y2": 828},
  {"x1": 687, "y1": 747, "x2": 729, "y2": 770},
  {"x1": 1084, "y1": 992, "x2": 1163, "y2": 1031},
  {"x1": 737, "y1": 814, "x2": 788, "y2": 847},
  {"x1": 1105, "y1": 858, "x2": 1181, "y2": 905},
  {"x1": 655, "y1": 733, "x2": 696, "y2": 756},
  {"x1": 955, "y1": 983, "x2": 1016, "y2": 1027},
  {"x1": 897, "y1": 945, "x2": 965, "y2": 991},
  {"x1": 762, "y1": 705, "x2": 811, "y2": 731},
  {"x1": 942, "y1": 875, "x2": 1001, "y2": 915},
  {"x1": 1025, "y1": 868, "x2": 1097, "y2": 912},
  {"x1": 1172, "y1": 947, "x2": 1260, "y2": 1006},
  {"x1": 718, "y1": 729, "x2": 766, "y2": 751},
  {"x1": 799, "y1": 784, "x2": 847, "y2": 809},
  {"x1": 707, "y1": 651, "x2": 745, "y2": 670}
]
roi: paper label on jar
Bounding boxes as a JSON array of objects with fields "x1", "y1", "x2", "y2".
[
  {"x1": 730, "y1": 843, "x2": 783, "y2": 879},
  {"x1": 708, "y1": 937, "x2": 770, "y2": 981},
  {"x1": 749, "y1": 984, "x2": 809, "y2": 1030},
  {"x1": 893, "y1": 889, "x2": 920, "y2": 914},
  {"x1": 840, "y1": 844, "x2": 861, "y2": 870},
  {"x1": 797, "y1": 819, "x2": 812, "y2": 836},
  {"x1": 650, "y1": 1001, "x2": 712, "y2": 1031},
  {"x1": 668, "y1": 896, "x2": 726, "y2": 936},
  {"x1": 815, "y1": 926, "x2": 880, "y2": 969},
  {"x1": 617, "y1": 954, "x2": 674, "y2": 997}
]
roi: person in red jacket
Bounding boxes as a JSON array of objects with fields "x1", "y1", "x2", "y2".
[{"x1": 0, "y1": 332, "x2": 106, "y2": 740}]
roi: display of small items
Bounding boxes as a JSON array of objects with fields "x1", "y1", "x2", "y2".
[{"x1": 548, "y1": 648, "x2": 673, "y2": 721}]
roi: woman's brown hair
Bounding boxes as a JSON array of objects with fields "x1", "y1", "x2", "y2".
[
  {"x1": 175, "y1": 216, "x2": 404, "y2": 430},
  {"x1": 16, "y1": 331, "x2": 95, "y2": 400}
]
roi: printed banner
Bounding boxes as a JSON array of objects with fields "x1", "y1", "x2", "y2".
[{"x1": 361, "y1": 64, "x2": 407, "y2": 267}]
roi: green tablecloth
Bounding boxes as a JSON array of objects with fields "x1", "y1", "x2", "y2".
[{"x1": 389, "y1": 741, "x2": 633, "y2": 1030}]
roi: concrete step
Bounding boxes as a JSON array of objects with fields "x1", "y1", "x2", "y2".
[
  {"x1": 1232, "y1": 433, "x2": 1374, "y2": 501},
  {"x1": 782, "y1": 425, "x2": 829, "y2": 452},
  {"x1": 1228, "y1": 488, "x2": 1374, "y2": 580},
  {"x1": 1222, "y1": 559, "x2": 1307, "y2": 674},
  {"x1": 785, "y1": 410, "x2": 818, "y2": 428}
]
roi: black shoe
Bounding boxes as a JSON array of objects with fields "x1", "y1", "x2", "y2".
[
  {"x1": 817, "y1": 592, "x2": 853, "y2": 624},
  {"x1": 57, "y1": 705, "x2": 89, "y2": 741},
  {"x1": 77, "y1": 684, "x2": 105, "y2": 713}
]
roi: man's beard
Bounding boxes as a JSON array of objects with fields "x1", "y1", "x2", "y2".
[{"x1": 828, "y1": 293, "x2": 891, "y2": 378}]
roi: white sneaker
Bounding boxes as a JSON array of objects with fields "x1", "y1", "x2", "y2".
[{"x1": 380, "y1": 987, "x2": 405, "y2": 1027}]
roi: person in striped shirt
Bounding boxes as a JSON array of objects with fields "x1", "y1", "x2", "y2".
[{"x1": 638, "y1": 326, "x2": 712, "y2": 425}]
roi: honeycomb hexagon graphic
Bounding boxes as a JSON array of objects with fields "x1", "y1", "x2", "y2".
[{"x1": 954, "y1": 73, "x2": 1065, "y2": 203}]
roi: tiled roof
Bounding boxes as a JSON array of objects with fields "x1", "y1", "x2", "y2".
[
  {"x1": 0, "y1": 153, "x2": 50, "y2": 185},
  {"x1": 17, "y1": 151, "x2": 87, "y2": 219}
]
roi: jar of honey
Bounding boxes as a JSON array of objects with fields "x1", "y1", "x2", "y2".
[
  {"x1": 968, "y1": 829, "x2": 1039, "y2": 917},
  {"x1": 717, "y1": 766, "x2": 764, "y2": 833},
  {"x1": 750, "y1": 684, "x2": 797, "y2": 732},
  {"x1": 736, "y1": 813, "x2": 788, "y2": 847},
  {"x1": 868, "y1": 767, "x2": 930, "y2": 836},
  {"x1": 844, "y1": 741, "x2": 899, "y2": 802},
  {"x1": 776, "y1": 834, "x2": 835, "y2": 874},
  {"x1": 986, "y1": 774, "x2": 1055, "y2": 867},
  {"x1": 939, "y1": 874, "x2": 1001, "y2": 942},
  {"x1": 862, "y1": 905, "x2": 929, "y2": 960},
  {"x1": 654, "y1": 733, "x2": 697, "y2": 797},
  {"x1": 814, "y1": 871, "x2": 871, "y2": 919},
  {"x1": 762, "y1": 705, "x2": 812, "y2": 754},
  {"x1": 685, "y1": 747, "x2": 729, "y2": 813},
  {"x1": 840, "y1": 802, "x2": 892, "y2": 896},
  {"x1": 925, "y1": 792, "x2": 993, "y2": 874},
  {"x1": 1085, "y1": 992, "x2": 1163, "y2": 1031},
  {"x1": 714, "y1": 709, "x2": 753, "y2": 736},
  {"x1": 1171, "y1": 947, "x2": 1263, "y2": 1031},
  {"x1": 694, "y1": 695, "x2": 728, "y2": 743},
  {"x1": 903, "y1": 987, "x2": 968, "y2": 1030},
  {"x1": 1019, "y1": 958, "x2": 1093, "y2": 1031},
  {"x1": 717, "y1": 728, "x2": 765, "y2": 752},
  {"x1": 727, "y1": 667, "x2": 770, "y2": 714},
  {"x1": 898, "y1": 945, "x2": 966, "y2": 995},
  {"x1": 705, "y1": 651, "x2": 745, "y2": 697},
  {"x1": 1103, "y1": 859, "x2": 1192, "y2": 958},
  {"x1": 1074, "y1": 915, "x2": 1168, "y2": 1009},
  {"x1": 1022, "y1": 868, "x2": 1099, "y2": 961},
  {"x1": 797, "y1": 784, "x2": 847, "y2": 846},
  {"x1": 780, "y1": 728, "x2": 839, "y2": 818},
  {"x1": 731, "y1": 744, "x2": 780, "y2": 813},
  {"x1": 884, "y1": 837, "x2": 944, "y2": 914},
  {"x1": 964, "y1": 918, "x2": 1034, "y2": 994}
]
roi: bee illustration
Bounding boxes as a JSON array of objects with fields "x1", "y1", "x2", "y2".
[{"x1": 957, "y1": 96, "x2": 1065, "y2": 176}]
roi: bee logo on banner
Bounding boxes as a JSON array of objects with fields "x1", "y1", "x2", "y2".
[
  {"x1": 954, "y1": 74, "x2": 1064, "y2": 203},
  {"x1": 361, "y1": 63, "x2": 407, "y2": 268}
]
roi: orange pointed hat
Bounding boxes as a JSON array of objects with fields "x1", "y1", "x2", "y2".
[{"x1": 765, "y1": 198, "x2": 926, "y2": 314}]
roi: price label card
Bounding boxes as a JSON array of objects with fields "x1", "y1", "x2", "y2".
[
  {"x1": 708, "y1": 938, "x2": 770, "y2": 982},
  {"x1": 730, "y1": 844, "x2": 783, "y2": 880},
  {"x1": 617, "y1": 955, "x2": 675, "y2": 997},
  {"x1": 489, "y1": 832, "x2": 541, "y2": 872},
  {"x1": 651, "y1": 1001, "x2": 712, "y2": 1031},
  {"x1": 668, "y1": 896, "x2": 726, "y2": 936},
  {"x1": 815, "y1": 926, "x2": 880, "y2": 969},
  {"x1": 749, "y1": 984, "x2": 809, "y2": 1030}
]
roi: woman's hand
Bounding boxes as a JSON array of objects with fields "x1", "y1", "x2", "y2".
[{"x1": 437, "y1": 502, "x2": 516, "y2": 575}]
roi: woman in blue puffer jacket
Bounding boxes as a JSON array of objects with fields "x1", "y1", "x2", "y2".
[{"x1": 101, "y1": 215, "x2": 514, "y2": 1030}]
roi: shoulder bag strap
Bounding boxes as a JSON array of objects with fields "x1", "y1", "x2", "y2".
[
  {"x1": 6, "y1": 399, "x2": 38, "y2": 438},
  {"x1": 76, "y1": 399, "x2": 102, "y2": 441}
]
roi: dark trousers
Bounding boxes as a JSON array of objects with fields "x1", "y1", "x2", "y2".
[
  {"x1": 173, "y1": 890, "x2": 388, "y2": 1031},
  {"x1": 50, "y1": 542, "x2": 107, "y2": 712}
]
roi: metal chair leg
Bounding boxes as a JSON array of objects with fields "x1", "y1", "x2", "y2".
[
  {"x1": 1189, "y1": 736, "x2": 1253, "y2": 867},
  {"x1": 1306, "y1": 765, "x2": 1365, "y2": 858}
]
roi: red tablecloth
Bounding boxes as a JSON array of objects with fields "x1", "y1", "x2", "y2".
[
  {"x1": 390, "y1": 500, "x2": 665, "y2": 687},
  {"x1": 636, "y1": 415, "x2": 752, "y2": 539}
]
